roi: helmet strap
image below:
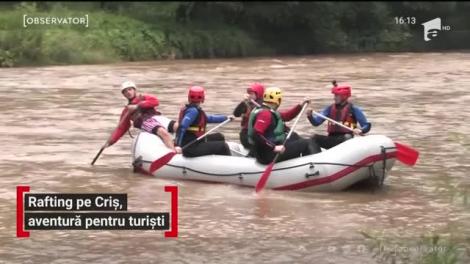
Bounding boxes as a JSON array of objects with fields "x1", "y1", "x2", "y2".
[{"x1": 263, "y1": 102, "x2": 278, "y2": 110}]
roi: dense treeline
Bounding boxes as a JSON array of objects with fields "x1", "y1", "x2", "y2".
[{"x1": 1, "y1": 1, "x2": 469, "y2": 67}]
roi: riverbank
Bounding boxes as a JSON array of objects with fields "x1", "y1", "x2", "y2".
[
  {"x1": 1, "y1": 2, "x2": 469, "y2": 67},
  {"x1": 0, "y1": 5, "x2": 268, "y2": 67}
]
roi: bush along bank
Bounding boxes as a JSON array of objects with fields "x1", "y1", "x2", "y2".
[
  {"x1": 0, "y1": 4, "x2": 266, "y2": 67},
  {"x1": 2, "y1": 2, "x2": 469, "y2": 67}
]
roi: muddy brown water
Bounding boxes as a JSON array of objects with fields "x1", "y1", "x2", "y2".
[{"x1": 1, "y1": 53, "x2": 469, "y2": 263}]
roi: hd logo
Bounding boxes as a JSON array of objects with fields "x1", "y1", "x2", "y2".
[{"x1": 421, "y1": 17, "x2": 451, "y2": 42}]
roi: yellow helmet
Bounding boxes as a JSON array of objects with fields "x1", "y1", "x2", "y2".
[{"x1": 263, "y1": 87, "x2": 282, "y2": 105}]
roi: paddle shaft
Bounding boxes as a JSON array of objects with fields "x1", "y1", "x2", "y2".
[
  {"x1": 181, "y1": 117, "x2": 233, "y2": 150},
  {"x1": 311, "y1": 109, "x2": 419, "y2": 165},
  {"x1": 91, "y1": 147, "x2": 105, "y2": 165},
  {"x1": 91, "y1": 108, "x2": 131, "y2": 165},
  {"x1": 250, "y1": 99, "x2": 261, "y2": 108},
  {"x1": 311, "y1": 110, "x2": 356, "y2": 133}
]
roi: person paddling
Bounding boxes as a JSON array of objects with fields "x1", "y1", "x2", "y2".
[
  {"x1": 233, "y1": 83, "x2": 265, "y2": 150},
  {"x1": 248, "y1": 87, "x2": 319, "y2": 165},
  {"x1": 174, "y1": 86, "x2": 234, "y2": 157},
  {"x1": 307, "y1": 81, "x2": 371, "y2": 149},
  {"x1": 104, "y1": 81, "x2": 177, "y2": 150}
]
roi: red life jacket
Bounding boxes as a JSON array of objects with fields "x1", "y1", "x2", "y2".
[
  {"x1": 178, "y1": 105, "x2": 207, "y2": 137},
  {"x1": 129, "y1": 95, "x2": 160, "y2": 128},
  {"x1": 327, "y1": 103, "x2": 357, "y2": 134}
]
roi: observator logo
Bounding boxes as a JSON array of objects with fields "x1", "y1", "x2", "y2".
[{"x1": 23, "y1": 14, "x2": 89, "y2": 28}]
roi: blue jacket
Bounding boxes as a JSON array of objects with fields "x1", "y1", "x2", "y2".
[
  {"x1": 307, "y1": 103, "x2": 371, "y2": 134},
  {"x1": 176, "y1": 106, "x2": 227, "y2": 146}
]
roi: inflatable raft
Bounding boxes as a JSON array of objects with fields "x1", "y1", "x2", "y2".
[{"x1": 131, "y1": 132, "x2": 397, "y2": 192}]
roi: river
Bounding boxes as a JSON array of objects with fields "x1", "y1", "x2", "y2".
[{"x1": 1, "y1": 52, "x2": 469, "y2": 263}]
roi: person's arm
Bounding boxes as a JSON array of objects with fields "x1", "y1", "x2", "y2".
[
  {"x1": 307, "y1": 106, "x2": 331, "y2": 126},
  {"x1": 175, "y1": 107, "x2": 198, "y2": 146},
  {"x1": 252, "y1": 110, "x2": 276, "y2": 150},
  {"x1": 137, "y1": 94, "x2": 159, "y2": 109},
  {"x1": 207, "y1": 114, "x2": 228, "y2": 123},
  {"x1": 280, "y1": 104, "x2": 302, "y2": 121},
  {"x1": 233, "y1": 101, "x2": 248, "y2": 117},
  {"x1": 352, "y1": 105, "x2": 371, "y2": 134},
  {"x1": 107, "y1": 108, "x2": 131, "y2": 146}
]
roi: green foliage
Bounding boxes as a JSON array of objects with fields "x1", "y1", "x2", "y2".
[
  {"x1": 0, "y1": 1, "x2": 468, "y2": 67},
  {"x1": 165, "y1": 24, "x2": 260, "y2": 59},
  {"x1": 0, "y1": 3, "x2": 44, "y2": 66}
]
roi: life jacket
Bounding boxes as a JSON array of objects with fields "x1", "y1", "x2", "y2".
[
  {"x1": 327, "y1": 102, "x2": 357, "y2": 134},
  {"x1": 247, "y1": 105, "x2": 286, "y2": 145},
  {"x1": 178, "y1": 104, "x2": 207, "y2": 137},
  {"x1": 129, "y1": 95, "x2": 160, "y2": 129}
]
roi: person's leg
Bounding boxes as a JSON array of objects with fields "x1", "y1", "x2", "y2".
[
  {"x1": 311, "y1": 134, "x2": 343, "y2": 150},
  {"x1": 141, "y1": 117, "x2": 174, "y2": 149},
  {"x1": 153, "y1": 126, "x2": 175, "y2": 150},
  {"x1": 152, "y1": 115, "x2": 171, "y2": 131},
  {"x1": 182, "y1": 141, "x2": 231, "y2": 157},
  {"x1": 152, "y1": 115, "x2": 178, "y2": 134},
  {"x1": 277, "y1": 138, "x2": 312, "y2": 162},
  {"x1": 182, "y1": 143, "x2": 200, "y2": 157},
  {"x1": 206, "y1": 133, "x2": 225, "y2": 142},
  {"x1": 286, "y1": 137, "x2": 321, "y2": 155},
  {"x1": 251, "y1": 143, "x2": 276, "y2": 164},
  {"x1": 308, "y1": 138, "x2": 322, "y2": 154},
  {"x1": 255, "y1": 151, "x2": 275, "y2": 165},
  {"x1": 326, "y1": 134, "x2": 351, "y2": 148},
  {"x1": 288, "y1": 131, "x2": 301, "y2": 141}
]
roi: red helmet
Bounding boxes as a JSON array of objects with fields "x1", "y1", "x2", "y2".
[
  {"x1": 331, "y1": 84, "x2": 351, "y2": 98},
  {"x1": 188, "y1": 86, "x2": 205, "y2": 103},
  {"x1": 247, "y1": 83, "x2": 265, "y2": 99}
]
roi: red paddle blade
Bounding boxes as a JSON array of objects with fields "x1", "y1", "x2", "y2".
[
  {"x1": 256, "y1": 162, "x2": 275, "y2": 193},
  {"x1": 149, "y1": 152, "x2": 176, "y2": 173},
  {"x1": 395, "y1": 142, "x2": 419, "y2": 166}
]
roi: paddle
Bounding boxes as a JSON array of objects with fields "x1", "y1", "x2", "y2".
[
  {"x1": 394, "y1": 142, "x2": 419, "y2": 166},
  {"x1": 250, "y1": 99, "x2": 261, "y2": 108},
  {"x1": 149, "y1": 117, "x2": 234, "y2": 173},
  {"x1": 310, "y1": 110, "x2": 419, "y2": 166},
  {"x1": 91, "y1": 147, "x2": 105, "y2": 165},
  {"x1": 255, "y1": 102, "x2": 309, "y2": 193},
  {"x1": 91, "y1": 110, "x2": 131, "y2": 165}
]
